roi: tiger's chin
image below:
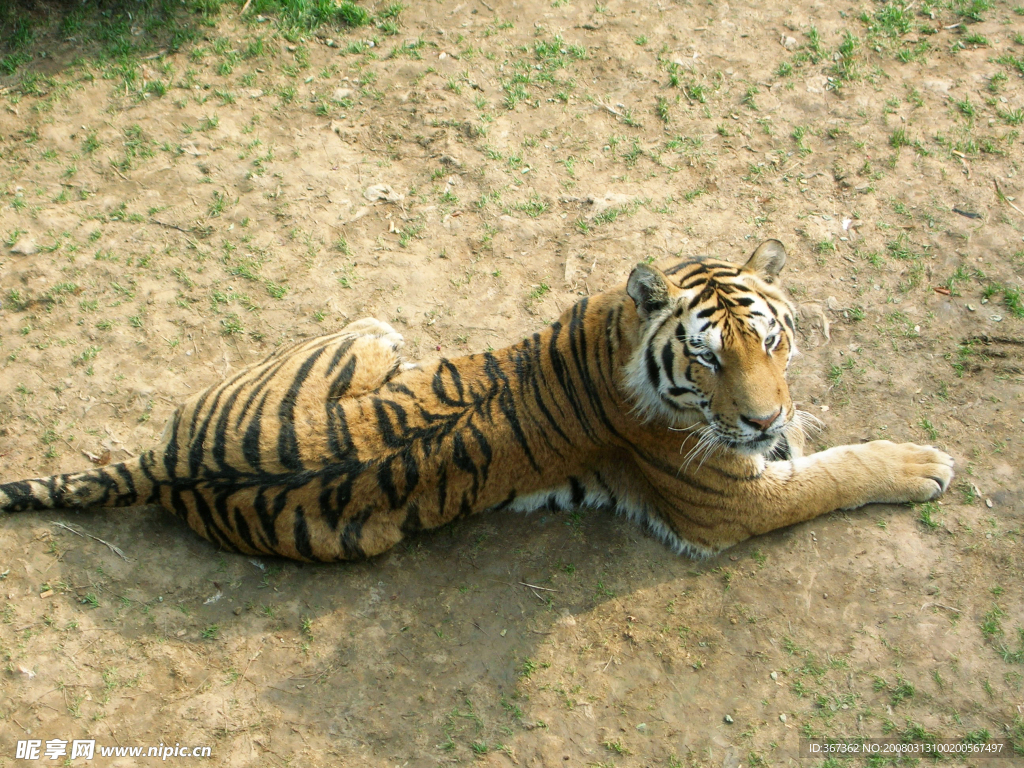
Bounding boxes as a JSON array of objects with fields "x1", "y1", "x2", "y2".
[{"x1": 726, "y1": 434, "x2": 782, "y2": 456}]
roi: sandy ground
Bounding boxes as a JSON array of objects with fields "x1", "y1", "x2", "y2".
[{"x1": 0, "y1": 0, "x2": 1022, "y2": 765}]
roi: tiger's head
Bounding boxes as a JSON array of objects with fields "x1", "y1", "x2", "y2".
[{"x1": 622, "y1": 240, "x2": 798, "y2": 457}]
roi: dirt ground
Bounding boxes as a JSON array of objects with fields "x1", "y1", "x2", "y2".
[{"x1": 1, "y1": 0, "x2": 1023, "y2": 765}]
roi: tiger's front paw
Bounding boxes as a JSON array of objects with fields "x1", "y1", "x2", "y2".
[{"x1": 862, "y1": 440, "x2": 955, "y2": 504}]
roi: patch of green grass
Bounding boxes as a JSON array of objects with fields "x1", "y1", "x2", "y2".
[
  {"x1": 246, "y1": 0, "x2": 375, "y2": 31},
  {"x1": 993, "y1": 625, "x2": 1024, "y2": 664},
  {"x1": 742, "y1": 85, "x2": 759, "y2": 110},
  {"x1": 534, "y1": 34, "x2": 586, "y2": 65},
  {"x1": 685, "y1": 82, "x2": 708, "y2": 104},
  {"x1": 863, "y1": 1, "x2": 914, "y2": 38},
  {"x1": 220, "y1": 313, "x2": 244, "y2": 336},
  {"x1": 890, "y1": 126, "x2": 910, "y2": 149},
  {"x1": 998, "y1": 107, "x2": 1024, "y2": 126},
  {"x1": 802, "y1": 27, "x2": 825, "y2": 64},
  {"x1": 980, "y1": 283, "x2": 1024, "y2": 319},
  {"x1": 951, "y1": 0, "x2": 992, "y2": 23},
  {"x1": 995, "y1": 53, "x2": 1024, "y2": 76},
  {"x1": 919, "y1": 418, "x2": 938, "y2": 441},
  {"x1": 874, "y1": 675, "x2": 915, "y2": 707},
  {"x1": 917, "y1": 501, "x2": 940, "y2": 529},
  {"x1": 656, "y1": 96, "x2": 671, "y2": 123},
  {"x1": 509, "y1": 194, "x2": 548, "y2": 218},
  {"x1": 603, "y1": 739, "x2": 631, "y2": 755},
  {"x1": 791, "y1": 125, "x2": 811, "y2": 155},
  {"x1": 953, "y1": 96, "x2": 976, "y2": 119},
  {"x1": 112, "y1": 125, "x2": 154, "y2": 173},
  {"x1": 981, "y1": 604, "x2": 1005, "y2": 639},
  {"x1": 829, "y1": 31, "x2": 859, "y2": 86},
  {"x1": 528, "y1": 283, "x2": 551, "y2": 302},
  {"x1": 886, "y1": 233, "x2": 921, "y2": 261}
]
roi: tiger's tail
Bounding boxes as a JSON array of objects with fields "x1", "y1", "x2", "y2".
[{"x1": 0, "y1": 453, "x2": 161, "y2": 514}]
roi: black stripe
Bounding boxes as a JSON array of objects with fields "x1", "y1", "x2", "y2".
[
  {"x1": 277, "y1": 347, "x2": 329, "y2": 472},
  {"x1": 325, "y1": 400, "x2": 355, "y2": 461},
  {"x1": 547, "y1": 321, "x2": 598, "y2": 442},
  {"x1": 660, "y1": 341, "x2": 676, "y2": 386},
  {"x1": 253, "y1": 488, "x2": 280, "y2": 548},
  {"x1": 293, "y1": 505, "x2": 314, "y2": 559},
  {"x1": 436, "y1": 464, "x2": 449, "y2": 523},
  {"x1": 233, "y1": 356, "x2": 293, "y2": 430},
  {"x1": 188, "y1": 381, "x2": 233, "y2": 478},
  {"x1": 191, "y1": 490, "x2": 234, "y2": 550},
  {"x1": 341, "y1": 505, "x2": 372, "y2": 558},
  {"x1": 401, "y1": 502, "x2": 424, "y2": 535},
  {"x1": 321, "y1": 469, "x2": 356, "y2": 531},
  {"x1": 667, "y1": 385, "x2": 696, "y2": 397},
  {"x1": 487, "y1": 353, "x2": 541, "y2": 472},
  {"x1": 242, "y1": 390, "x2": 273, "y2": 471},
  {"x1": 513, "y1": 338, "x2": 572, "y2": 447},
  {"x1": 432, "y1": 358, "x2": 466, "y2": 406},
  {"x1": 566, "y1": 299, "x2": 628, "y2": 444},
  {"x1": 569, "y1": 477, "x2": 585, "y2": 505},
  {"x1": 373, "y1": 398, "x2": 410, "y2": 449},
  {"x1": 488, "y1": 489, "x2": 518, "y2": 512},
  {"x1": 327, "y1": 353, "x2": 358, "y2": 400},
  {"x1": 112, "y1": 462, "x2": 138, "y2": 506},
  {"x1": 645, "y1": 344, "x2": 661, "y2": 389},
  {"x1": 232, "y1": 501, "x2": 258, "y2": 552},
  {"x1": 324, "y1": 337, "x2": 357, "y2": 378}
]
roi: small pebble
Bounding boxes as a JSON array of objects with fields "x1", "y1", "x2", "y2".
[
  {"x1": 723, "y1": 714, "x2": 734, "y2": 724},
  {"x1": 770, "y1": 671, "x2": 778, "y2": 681},
  {"x1": 780, "y1": 714, "x2": 787, "y2": 723}
]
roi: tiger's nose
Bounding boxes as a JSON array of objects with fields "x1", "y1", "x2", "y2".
[{"x1": 742, "y1": 409, "x2": 782, "y2": 432}]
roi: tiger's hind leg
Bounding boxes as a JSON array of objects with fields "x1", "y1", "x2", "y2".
[
  {"x1": 329, "y1": 317, "x2": 409, "y2": 398},
  {"x1": 341, "y1": 317, "x2": 404, "y2": 349}
]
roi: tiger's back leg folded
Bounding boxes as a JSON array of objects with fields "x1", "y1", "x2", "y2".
[{"x1": 0, "y1": 319, "x2": 405, "y2": 537}]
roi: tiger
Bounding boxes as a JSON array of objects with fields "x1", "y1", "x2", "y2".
[{"x1": 0, "y1": 240, "x2": 954, "y2": 561}]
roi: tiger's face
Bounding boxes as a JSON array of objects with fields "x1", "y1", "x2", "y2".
[{"x1": 623, "y1": 240, "x2": 797, "y2": 456}]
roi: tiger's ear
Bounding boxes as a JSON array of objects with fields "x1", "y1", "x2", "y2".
[
  {"x1": 627, "y1": 263, "x2": 671, "y2": 321},
  {"x1": 743, "y1": 239, "x2": 787, "y2": 282}
]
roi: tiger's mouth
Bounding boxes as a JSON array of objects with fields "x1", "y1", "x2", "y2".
[{"x1": 725, "y1": 432, "x2": 782, "y2": 455}]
